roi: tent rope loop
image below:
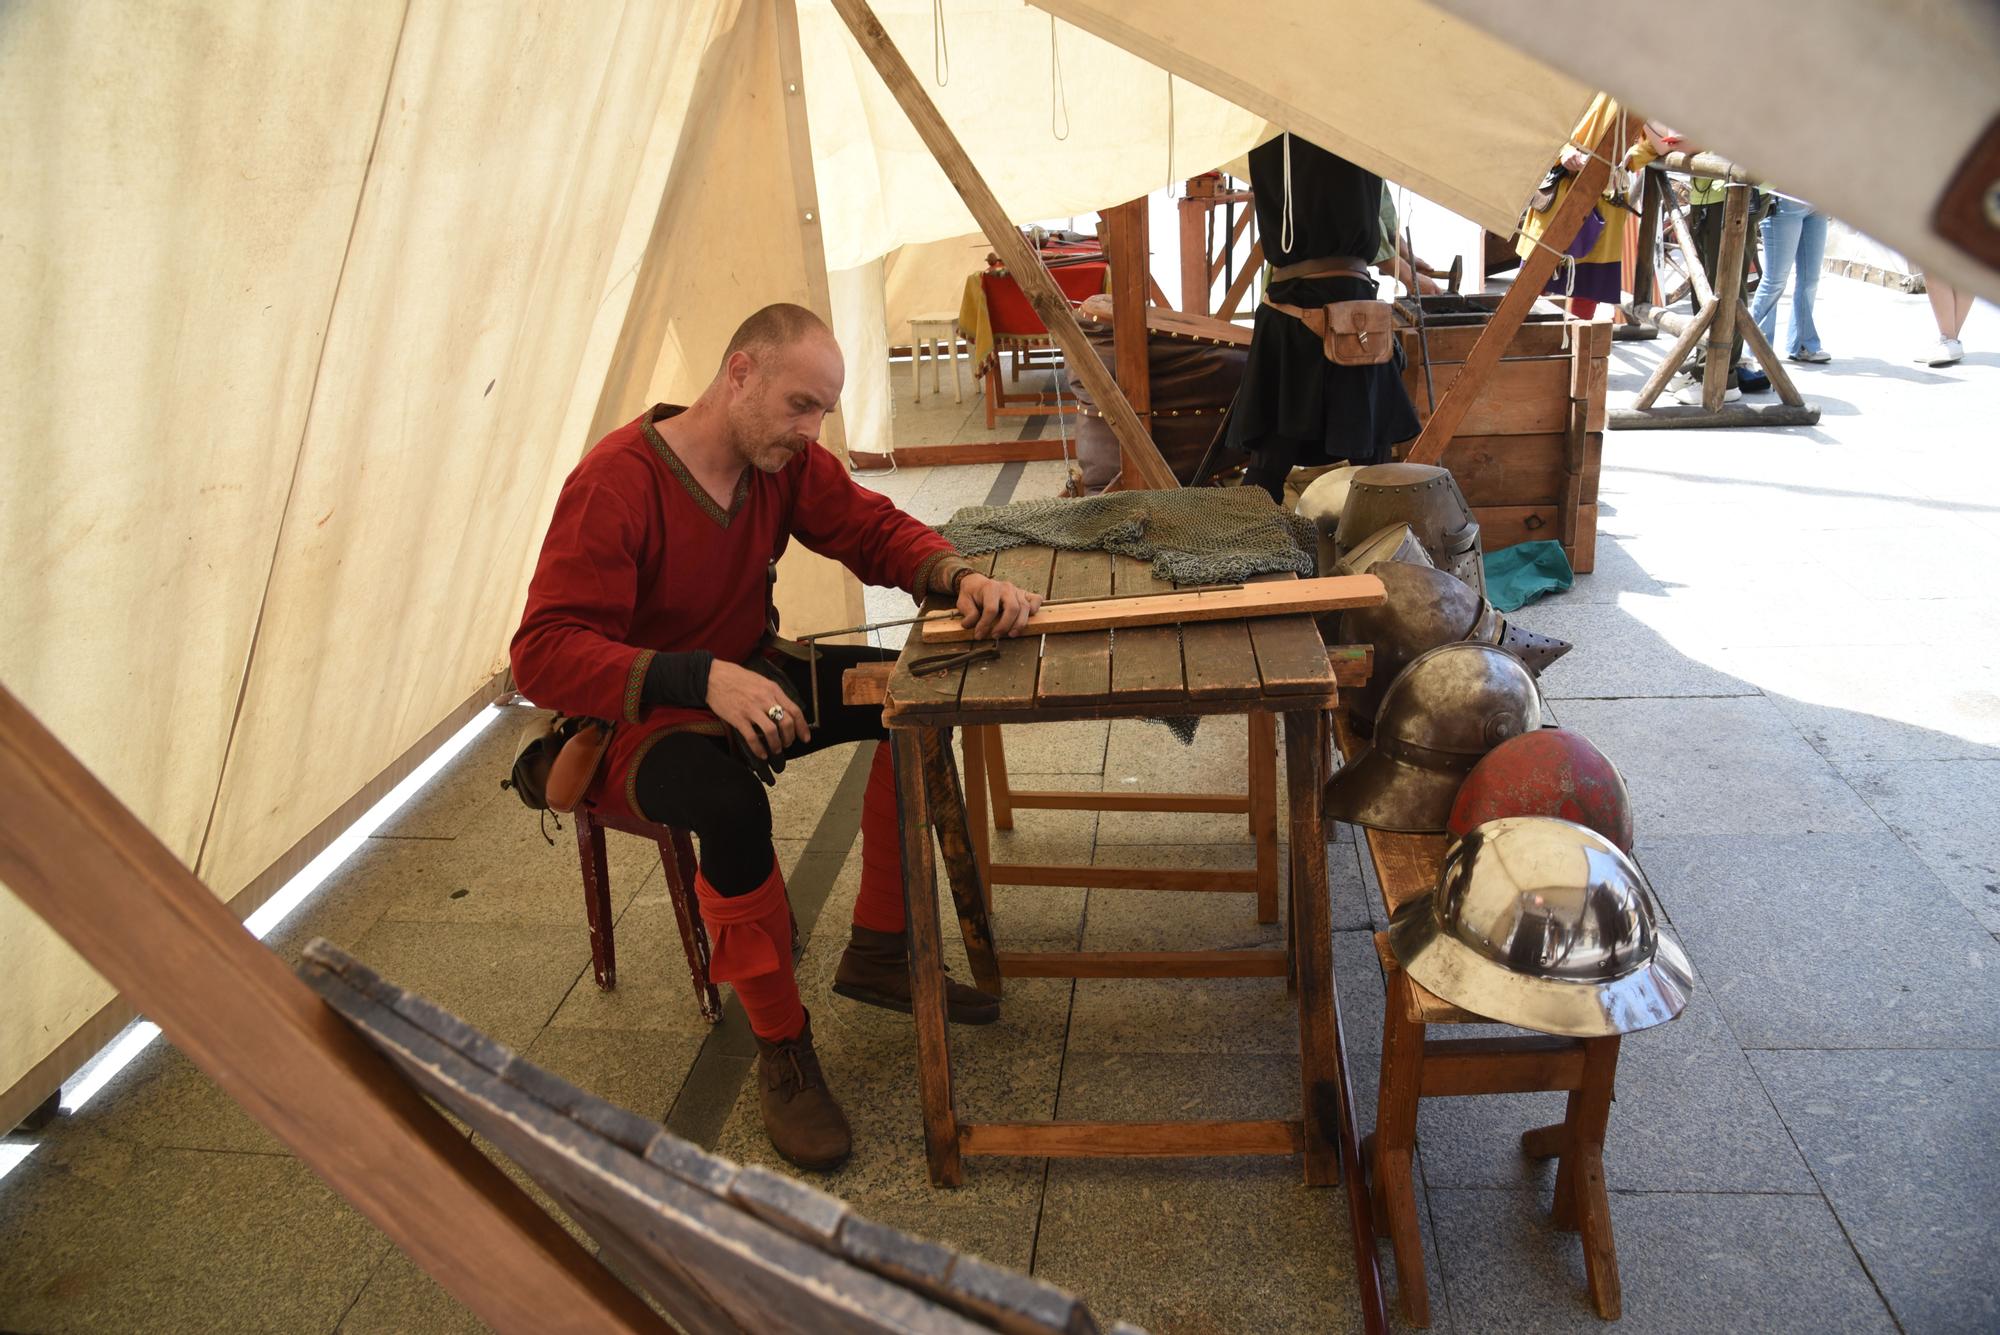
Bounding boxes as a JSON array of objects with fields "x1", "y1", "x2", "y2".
[{"x1": 1048, "y1": 15, "x2": 1070, "y2": 141}]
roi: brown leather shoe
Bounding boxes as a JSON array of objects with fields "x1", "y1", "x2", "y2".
[
  {"x1": 755, "y1": 1013, "x2": 851, "y2": 1172},
  {"x1": 832, "y1": 924, "x2": 1000, "y2": 1025}
]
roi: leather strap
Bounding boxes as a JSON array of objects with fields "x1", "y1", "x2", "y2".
[
  {"x1": 1262, "y1": 299, "x2": 1328, "y2": 337},
  {"x1": 1271, "y1": 255, "x2": 1372, "y2": 284}
]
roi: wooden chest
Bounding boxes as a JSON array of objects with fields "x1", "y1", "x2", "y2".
[{"x1": 1395, "y1": 297, "x2": 1607, "y2": 573}]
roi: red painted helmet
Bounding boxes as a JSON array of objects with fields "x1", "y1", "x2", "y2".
[{"x1": 1447, "y1": 728, "x2": 1634, "y2": 854}]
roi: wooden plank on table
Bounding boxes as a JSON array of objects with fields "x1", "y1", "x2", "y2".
[
  {"x1": 1107, "y1": 556, "x2": 1186, "y2": 702},
  {"x1": 881, "y1": 552, "x2": 990, "y2": 717},
  {"x1": 1035, "y1": 550, "x2": 1116, "y2": 704},
  {"x1": 1327, "y1": 644, "x2": 1374, "y2": 688},
  {"x1": 0, "y1": 686, "x2": 665, "y2": 1334},
  {"x1": 842, "y1": 662, "x2": 894, "y2": 706},
  {"x1": 1180, "y1": 616, "x2": 1264, "y2": 701},
  {"x1": 960, "y1": 1119, "x2": 1304, "y2": 1158},
  {"x1": 828, "y1": 0, "x2": 1178, "y2": 493},
  {"x1": 1247, "y1": 616, "x2": 1336, "y2": 695},
  {"x1": 954, "y1": 546, "x2": 1054, "y2": 712},
  {"x1": 922, "y1": 574, "x2": 1385, "y2": 644},
  {"x1": 996, "y1": 949, "x2": 1287, "y2": 978}
]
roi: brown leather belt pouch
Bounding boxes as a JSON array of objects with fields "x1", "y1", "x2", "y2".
[
  {"x1": 1263, "y1": 298, "x2": 1397, "y2": 366},
  {"x1": 545, "y1": 720, "x2": 613, "y2": 813}
]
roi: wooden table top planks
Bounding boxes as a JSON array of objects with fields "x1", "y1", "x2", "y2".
[{"x1": 884, "y1": 547, "x2": 1341, "y2": 725}]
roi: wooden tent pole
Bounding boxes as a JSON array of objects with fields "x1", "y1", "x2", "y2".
[
  {"x1": 1101, "y1": 196, "x2": 1154, "y2": 472},
  {"x1": 1405, "y1": 125, "x2": 1617, "y2": 466},
  {"x1": 0, "y1": 683, "x2": 664, "y2": 1334},
  {"x1": 828, "y1": 0, "x2": 1179, "y2": 491}
]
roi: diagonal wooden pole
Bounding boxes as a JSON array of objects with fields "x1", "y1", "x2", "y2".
[
  {"x1": 828, "y1": 0, "x2": 1179, "y2": 491},
  {"x1": 1406, "y1": 125, "x2": 1617, "y2": 466},
  {"x1": 0, "y1": 683, "x2": 664, "y2": 1334},
  {"x1": 1700, "y1": 182, "x2": 1751, "y2": 411}
]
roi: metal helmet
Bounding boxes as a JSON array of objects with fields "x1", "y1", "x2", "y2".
[
  {"x1": 1334, "y1": 462, "x2": 1486, "y2": 597},
  {"x1": 1448, "y1": 728, "x2": 1634, "y2": 853},
  {"x1": 1334, "y1": 563, "x2": 1572, "y2": 735},
  {"x1": 1296, "y1": 464, "x2": 1362, "y2": 574},
  {"x1": 1333, "y1": 524, "x2": 1433, "y2": 578},
  {"x1": 1387, "y1": 816, "x2": 1692, "y2": 1036},
  {"x1": 1325, "y1": 642, "x2": 1544, "y2": 832}
]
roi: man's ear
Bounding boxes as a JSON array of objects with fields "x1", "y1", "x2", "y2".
[{"x1": 724, "y1": 348, "x2": 756, "y2": 392}]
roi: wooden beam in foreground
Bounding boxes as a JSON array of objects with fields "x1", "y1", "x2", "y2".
[
  {"x1": 0, "y1": 684, "x2": 663, "y2": 1334},
  {"x1": 919, "y1": 573, "x2": 1385, "y2": 643},
  {"x1": 828, "y1": 0, "x2": 1179, "y2": 492},
  {"x1": 1406, "y1": 127, "x2": 1617, "y2": 466}
]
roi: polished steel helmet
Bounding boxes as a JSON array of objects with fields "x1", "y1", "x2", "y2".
[
  {"x1": 1388, "y1": 816, "x2": 1692, "y2": 1036},
  {"x1": 1335, "y1": 562, "x2": 1572, "y2": 734},
  {"x1": 1325, "y1": 642, "x2": 1544, "y2": 832},
  {"x1": 1333, "y1": 524, "x2": 1433, "y2": 578},
  {"x1": 1335, "y1": 462, "x2": 1485, "y2": 597},
  {"x1": 1296, "y1": 464, "x2": 1362, "y2": 574},
  {"x1": 1448, "y1": 728, "x2": 1634, "y2": 853}
]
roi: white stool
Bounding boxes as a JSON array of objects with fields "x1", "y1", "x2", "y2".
[{"x1": 909, "y1": 315, "x2": 963, "y2": 403}]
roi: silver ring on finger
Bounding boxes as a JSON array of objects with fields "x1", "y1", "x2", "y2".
[{"x1": 766, "y1": 704, "x2": 788, "y2": 724}]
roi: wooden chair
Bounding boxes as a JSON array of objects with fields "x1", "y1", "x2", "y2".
[
  {"x1": 300, "y1": 939, "x2": 1149, "y2": 1335},
  {"x1": 1334, "y1": 713, "x2": 1626, "y2": 1325},
  {"x1": 572, "y1": 803, "x2": 720, "y2": 1023},
  {"x1": 979, "y1": 260, "x2": 1108, "y2": 427}
]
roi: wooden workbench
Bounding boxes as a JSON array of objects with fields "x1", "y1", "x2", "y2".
[{"x1": 882, "y1": 543, "x2": 1387, "y2": 1333}]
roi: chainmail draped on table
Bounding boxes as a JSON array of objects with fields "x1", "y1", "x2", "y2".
[
  {"x1": 935, "y1": 487, "x2": 1317, "y2": 584},
  {"x1": 936, "y1": 489, "x2": 1316, "y2": 742}
]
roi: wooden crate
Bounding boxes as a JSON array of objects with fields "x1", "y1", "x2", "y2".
[{"x1": 1395, "y1": 312, "x2": 1608, "y2": 573}]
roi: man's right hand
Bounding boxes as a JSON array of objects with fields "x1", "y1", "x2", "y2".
[{"x1": 706, "y1": 660, "x2": 810, "y2": 759}]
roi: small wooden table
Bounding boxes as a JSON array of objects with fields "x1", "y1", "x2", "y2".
[
  {"x1": 883, "y1": 544, "x2": 1385, "y2": 1333},
  {"x1": 909, "y1": 314, "x2": 963, "y2": 403}
]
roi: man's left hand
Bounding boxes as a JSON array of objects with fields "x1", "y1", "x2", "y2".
[{"x1": 955, "y1": 572, "x2": 1043, "y2": 639}]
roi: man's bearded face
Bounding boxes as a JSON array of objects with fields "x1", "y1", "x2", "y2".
[{"x1": 725, "y1": 335, "x2": 844, "y2": 474}]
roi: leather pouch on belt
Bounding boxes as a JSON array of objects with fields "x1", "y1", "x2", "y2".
[
  {"x1": 1319, "y1": 299, "x2": 1396, "y2": 366},
  {"x1": 545, "y1": 720, "x2": 613, "y2": 813}
]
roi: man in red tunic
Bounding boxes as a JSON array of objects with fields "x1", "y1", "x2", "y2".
[{"x1": 512, "y1": 303, "x2": 1041, "y2": 1170}]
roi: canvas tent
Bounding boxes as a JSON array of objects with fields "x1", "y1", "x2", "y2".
[{"x1": 6, "y1": 0, "x2": 1987, "y2": 1137}]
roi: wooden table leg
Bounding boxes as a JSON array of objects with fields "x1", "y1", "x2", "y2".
[
  {"x1": 920, "y1": 729, "x2": 1003, "y2": 996},
  {"x1": 960, "y1": 724, "x2": 994, "y2": 907},
  {"x1": 892, "y1": 727, "x2": 962, "y2": 1186},
  {"x1": 1284, "y1": 709, "x2": 1386, "y2": 1332},
  {"x1": 984, "y1": 725, "x2": 1016, "y2": 830},
  {"x1": 1572, "y1": 1035, "x2": 1622, "y2": 1320},
  {"x1": 1376, "y1": 969, "x2": 1432, "y2": 1328},
  {"x1": 1249, "y1": 711, "x2": 1278, "y2": 924}
]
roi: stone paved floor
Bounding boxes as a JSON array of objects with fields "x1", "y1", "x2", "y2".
[{"x1": 4, "y1": 289, "x2": 1998, "y2": 1332}]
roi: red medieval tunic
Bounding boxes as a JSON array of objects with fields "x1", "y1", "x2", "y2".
[{"x1": 511, "y1": 403, "x2": 963, "y2": 821}]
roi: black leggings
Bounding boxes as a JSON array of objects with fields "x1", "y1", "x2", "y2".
[{"x1": 630, "y1": 642, "x2": 894, "y2": 895}]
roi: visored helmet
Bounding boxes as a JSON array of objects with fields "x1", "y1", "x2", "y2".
[
  {"x1": 1387, "y1": 816, "x2": 1692, "y2": 1036},
  {"x1": 1335, "y1": 462, "x2": 1485, "y2": 597}
]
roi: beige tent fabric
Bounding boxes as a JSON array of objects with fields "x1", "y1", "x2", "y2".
[
  {"x1": 801, "y1": 0, "x2": 1269, "y2": 270},
  {"x1": 0, "y1": 0, "x2": 1601, "y2": 1110},
  {"x1": 1433, "y1": 0, "x2": 2000, "y2": 301},
  {"x1": 0, "y1": 2, "x2": 409, "y2": 1097},
  {"x1": 1029, "y1": 0, "x2": 1596, "y2": 235}
]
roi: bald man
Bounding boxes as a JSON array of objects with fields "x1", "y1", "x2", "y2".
[{"x1": 512, "y1": 303, "x2": 1041, "y2": 1170}]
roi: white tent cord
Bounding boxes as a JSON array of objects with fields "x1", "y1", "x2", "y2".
[
  {"x1": 1166, "y1": 72, "x2": 1176, "y2": 186},
  {"x1": 931, "y1": 0, "x2": 949, "y2": 86},
  {"x1": 1049, "y1": 16, "x2": 1070, "y2": 141},
  {"x1": 1280, "y1": 132, "x2": 1295, "y2": 255}
]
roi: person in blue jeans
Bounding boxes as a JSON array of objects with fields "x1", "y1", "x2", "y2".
[{"x1": 1749, "y1": 193, "x2": 1831, "y2": 364}]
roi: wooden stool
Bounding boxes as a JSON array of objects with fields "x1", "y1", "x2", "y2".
[
  {"x1": 908, "y1": 314, "x2": 962, "y2": 403},
  {"x1": 572, "y1": 804, "x2": 720, "y2": 1024},
  {"x1": 1333, "y1": 712, "x2": 1625, "y2": 1325}
]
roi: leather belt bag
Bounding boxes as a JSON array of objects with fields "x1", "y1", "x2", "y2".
[
  {"x1": 1263, "y1": 297, "x2": 1397, "y2": 366},
  {"x1": 504, "y1": 714, "x2": 613, "y2": 813}
]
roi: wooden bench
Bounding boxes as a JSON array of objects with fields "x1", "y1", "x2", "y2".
[
  {"x1": 1334, "y1": 714, "x2": 1624, "y2": 1326},
  {"x1": 299, "y1": 939, "x2": 1150, "y2": 1335}
]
